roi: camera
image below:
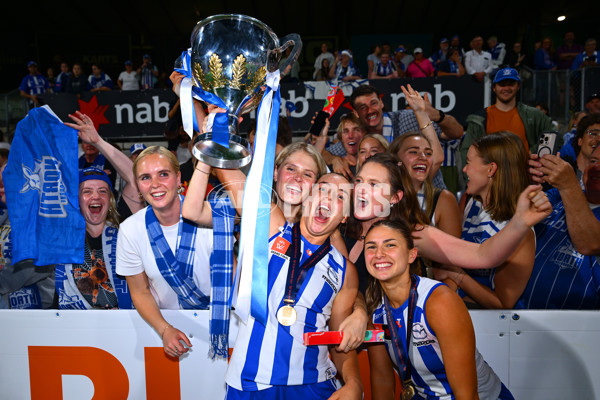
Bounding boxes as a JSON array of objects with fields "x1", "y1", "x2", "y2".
[{"x1": 537, "y1": 131, "x2": 558, "y2": 157}]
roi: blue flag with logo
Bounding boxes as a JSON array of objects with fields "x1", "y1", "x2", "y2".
[{"x1": 3, "y1": 106, "x2": 85, "y2": 266}]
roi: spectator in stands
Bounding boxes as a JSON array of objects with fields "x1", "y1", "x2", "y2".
[
  {"x1": 329, "y1": 50, "x2": 361, "y2": 82},
  {"x1": 313, "y1": 43, "x2": 335, "y2": 80},
  {"x1": 366, "y1": 44, "x2": 382, "y2": 78},
  {"x1": 46, "y1": 67, "x2": 56, "y2": 93},
  {"x1": 534, "y1": 37, "x2": 557, "y2": 70},
  {"x1": 394, "y1": 45, "x2": 413, "y2": 71},
  {"x1": 118, "y1": 60, "x2": 140, "y2": 91},
  {"x1": 461, "y1": 67, "x2": 554, "y2": 166},
  {"x1": 138, "y1": 54, "x2": 159, "y2": 89},
  {"x1": 66, "y1": 63, "x2": 88, "y2": 97},
  {"x1": 437, "y1": 48, "x2": 465, "y2": 77},
  {"x1": 450, "y1": 35, "x2": 466, "y2": 62},
  {"x1": 571, "y1": 38, "x2": 600, "y2": 71},
  {"x1": 559, "y1": 111, "x2": 587, "y2": 163},
  {"x1": 429, "y1": 38, "x2": 450, "y2": 70},
  {"x1": 325, "y1": 114, "x2": 366, "y2": 176},
  {"x1": 405, "y1": 48, "x2": 434, "y2": 78},
  {"x1": 505, "y1": 42, "x2": 526, "y2": 70},
  {"x1": 280, "y1": 46, "x2": 300, "y2": 83},
  {"x1": 79, "y1": 133, "x2": 118, "y2": 189},
  {"x1": 322, "y1": 84, "x2": 464, "y2": 182},
  {"x1": 524, "y1": 128, "x2": 600, "y2": 309},
  {"x1": 556, "y1": 32, "x2": 584, "y2": 70},
  {"x1": 585, "y1": 93, "x2": 600, "y2": 114},
  {"x1": 314, "y1": 58, "x2": 331, "y2": 81},
  {"x1": 570, "y1": 113, "x2": 600, "y2": 178},
  {"x1": 356, "y1": 133, "x2": 388, "y2": 169},
  {"x1": 88, "y1": 64, "x2": 113, "y2": 92},
  {"x1": 19, "y1": 61, "x2": 49, "y2": 107},
  {"x1": 130, "y1": 143, "x2": 147, "y2": 162},
  {"x1": 55, "y1": 112, "x2": 144, "y2": 309},
  {"x1": 54, "y1": 62, "x2": 71, "y2": 93},
  {"x1": 369, "y1": 52, "x2": 398, "y2": 80},
  {"x1": 465, "y1": 36, "x2": 493, "y2": 82},
  {"x1": 487, "y1": 35, "x2": 506, "y2": 69},
  {"x1": 438, "y1": 132, "x2": 535, "y2": 309}
]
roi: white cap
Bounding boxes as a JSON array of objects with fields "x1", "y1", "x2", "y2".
[{"x1": 413, "y1": 47, "x2": 423, "y2": 54}]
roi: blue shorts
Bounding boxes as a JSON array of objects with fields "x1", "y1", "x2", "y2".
[{"x1": 225, "y1": 380, "x2": 338, "y2": 400}]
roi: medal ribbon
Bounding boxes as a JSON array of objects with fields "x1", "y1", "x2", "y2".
[
  {"x1": 283, "y1": 222, "x2": 331, "y2": 304},
  {"x1": 383, "y1": 274, "x2": 419, "y2": 385}
]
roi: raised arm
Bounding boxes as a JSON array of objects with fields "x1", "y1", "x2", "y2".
[
  {"x1": 65, "y1": 111, "x2": 144, "y2": 214},
  {"x1": 402, "y1": 85, "x2": 444, "y2": 178},
  {"x1": 415, "y1": 185, "x2": 551, "y2": 268},
  {"x1": 181, "y1": 161, "x2": 213, "y2": 227}
]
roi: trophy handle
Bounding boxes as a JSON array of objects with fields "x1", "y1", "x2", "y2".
[{"x1": 268, "y1": 33, "x2": 302, "y2": 76}]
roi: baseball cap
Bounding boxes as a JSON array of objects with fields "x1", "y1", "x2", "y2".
[
  {"x1": 130, "y1": 143, "x2": 147, "y2": 155},
  {"x1": 586, "y1": 93, "x2": 599, "y2": 103},
  {"x1": 440, "y1": 38, "x2": 449, "y2": 44},
  {"x1": 143, "y1": 54, "x2": 151, "y2": 59},
  {"x1": 413, "y1": 48, "x2": 423, "y2": 54},
  {"x1": 124, "y1": 60, "x2": 133, "y2": 66},
  {"x1": 493, "y1": 67, "x2": 520, "y2": 83},
  {"x1": 79, "y1": 167, "x2": 113, "y2": 191},
  {"x1": 395, "y1": 46, "x2": 406, "y2": 53},
  {"x1": 341, "y1": 50, "x2": 353, "y2": 58},
  {"x1": 27, "y1": 61, "x2": 38, "y2": 67}
]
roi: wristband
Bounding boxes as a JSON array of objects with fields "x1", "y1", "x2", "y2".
[
  {"x1": 435, "y1": 109, "x2": 445, "y2": 124},
  {"x1": 195, "y1": 167, "x2": 210, "y2": 175},
  {"x1": 160, "y1": 324, "x2": 172, "y2": 338}
]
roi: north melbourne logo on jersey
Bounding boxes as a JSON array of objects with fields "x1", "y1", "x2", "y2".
[{"x1": 20, "y1": 156, "x2": 68, "y2": 218}]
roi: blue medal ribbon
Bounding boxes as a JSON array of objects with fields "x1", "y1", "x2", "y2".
[{"x1": 175, "y1": 50, "x2": 230, "y2": 148}]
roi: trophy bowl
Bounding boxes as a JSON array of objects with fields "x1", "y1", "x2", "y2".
[{"x1": 183, "y1": 14, "x2": 301, "y2": 169}]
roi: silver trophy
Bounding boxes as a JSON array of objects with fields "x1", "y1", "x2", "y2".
[{"x1": 181, "y1": 14, "x2": 301, "y2": 169}]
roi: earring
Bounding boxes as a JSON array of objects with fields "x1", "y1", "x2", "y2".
[
  {"x1": 177, "y1": 185, "x2": 184, "y2": 194},
  {"x1": 487, "y1": 175, "x2": 492, "y2": 178},
  {"x1": 138, "y1": 192, "x2": 144, "y2": 200}
]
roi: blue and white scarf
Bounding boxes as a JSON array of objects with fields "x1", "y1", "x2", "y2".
[
  {"x1": 207, "y1": 191, "x2": 236, "y2": 359},
  {"x1": 56, "y1": 224, "x2": 132, "y2": 309},
  {"x1": 145, "y1": 197, "x2": 209, "y2": 309}
]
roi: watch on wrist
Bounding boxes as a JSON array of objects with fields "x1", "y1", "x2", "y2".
[{"x1": 435, "y1": 109, "x2": 445, "y2": 124}]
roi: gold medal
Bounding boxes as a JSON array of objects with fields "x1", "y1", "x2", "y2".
[
  {"x1": 401, "y1": 380, "x2": 415, "y2": 400},
  {"x1": 277, "y1": 304, "x2": 297, "y2": 326}
]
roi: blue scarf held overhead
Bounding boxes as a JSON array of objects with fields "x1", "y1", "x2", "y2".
[
  {"x1": 3, "y1": 106, "x2": 85, "y2": 266},
  {"x1": 145, "y1": 196, "x2": 209, "y2": 309}
]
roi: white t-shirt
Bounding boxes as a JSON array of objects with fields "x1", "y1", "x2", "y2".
[
  {"x1": 116, "y1": 207, "x2": 212, "y2": 309},
  {"x1": 118, "y1": 70, "x2": 140, "y2": 91}
]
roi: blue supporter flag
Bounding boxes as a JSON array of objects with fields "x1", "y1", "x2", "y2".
[{"x1": 3, "y1": 106, "x2": 85, "y2": 265}]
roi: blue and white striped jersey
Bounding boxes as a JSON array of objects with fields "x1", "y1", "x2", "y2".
[
  {"x1": 372, "y1": 276, "x2": 503, "y2": 399},
  {"x1": 226, "y1": 223, "x2": 347, "y2": 391},
  {"x1": 518, "y1": 188, "x2": 600, "y2": 309}
]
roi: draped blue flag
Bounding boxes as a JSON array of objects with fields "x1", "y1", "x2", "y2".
[{"x1": 3, "y1": 106, "x2": 85, "y2": 266}]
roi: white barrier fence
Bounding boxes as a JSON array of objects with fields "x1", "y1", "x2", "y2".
[{"x1": 0, "y1": 310, "x2": 598, "y2": 399}]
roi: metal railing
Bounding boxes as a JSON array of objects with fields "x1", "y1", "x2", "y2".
[{"x1": 519, "y1": 66, "x2": 600, "y2": 129}]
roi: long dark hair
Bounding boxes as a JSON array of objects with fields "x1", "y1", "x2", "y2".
[
  {"x1": 345, "y1": 153, "x2": 429, "y2": 240},
  {"x1": 365, "y1": 219, "x2": 419, "y2": 316}
]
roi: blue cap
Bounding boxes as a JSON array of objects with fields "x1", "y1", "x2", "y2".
[
  {"x1": 124, "y1": 60, "x2": 133, "y2": 66},
  {"x1": 440, "y1": 38, "x2": 449, "y2": 43},
  {"x1": 395, "y1": 46, "x2": 406, "y2": 53},
  {"x1": 27, "y1": 61, "x2": 37, "y2": 67},
  {"x1": 79, "y1": 167, "x2": 113, "y2": 191},
  {"x1": 285, "y1": 101, "x2": 297, "y2": 112},
  {"x1": 130, "y1": 143, "x2": 147, "y2": 155},
  {"x1": 143, "y1": 54, "x2": 151, "y2": 59},
  {"x1": 493, "y1": 67, "x2": 520, "y2": 83}
]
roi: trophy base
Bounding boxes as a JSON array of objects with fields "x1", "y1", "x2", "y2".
[{"x1": 192, "y1": 132, "x2": 252, "y2": 169}]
